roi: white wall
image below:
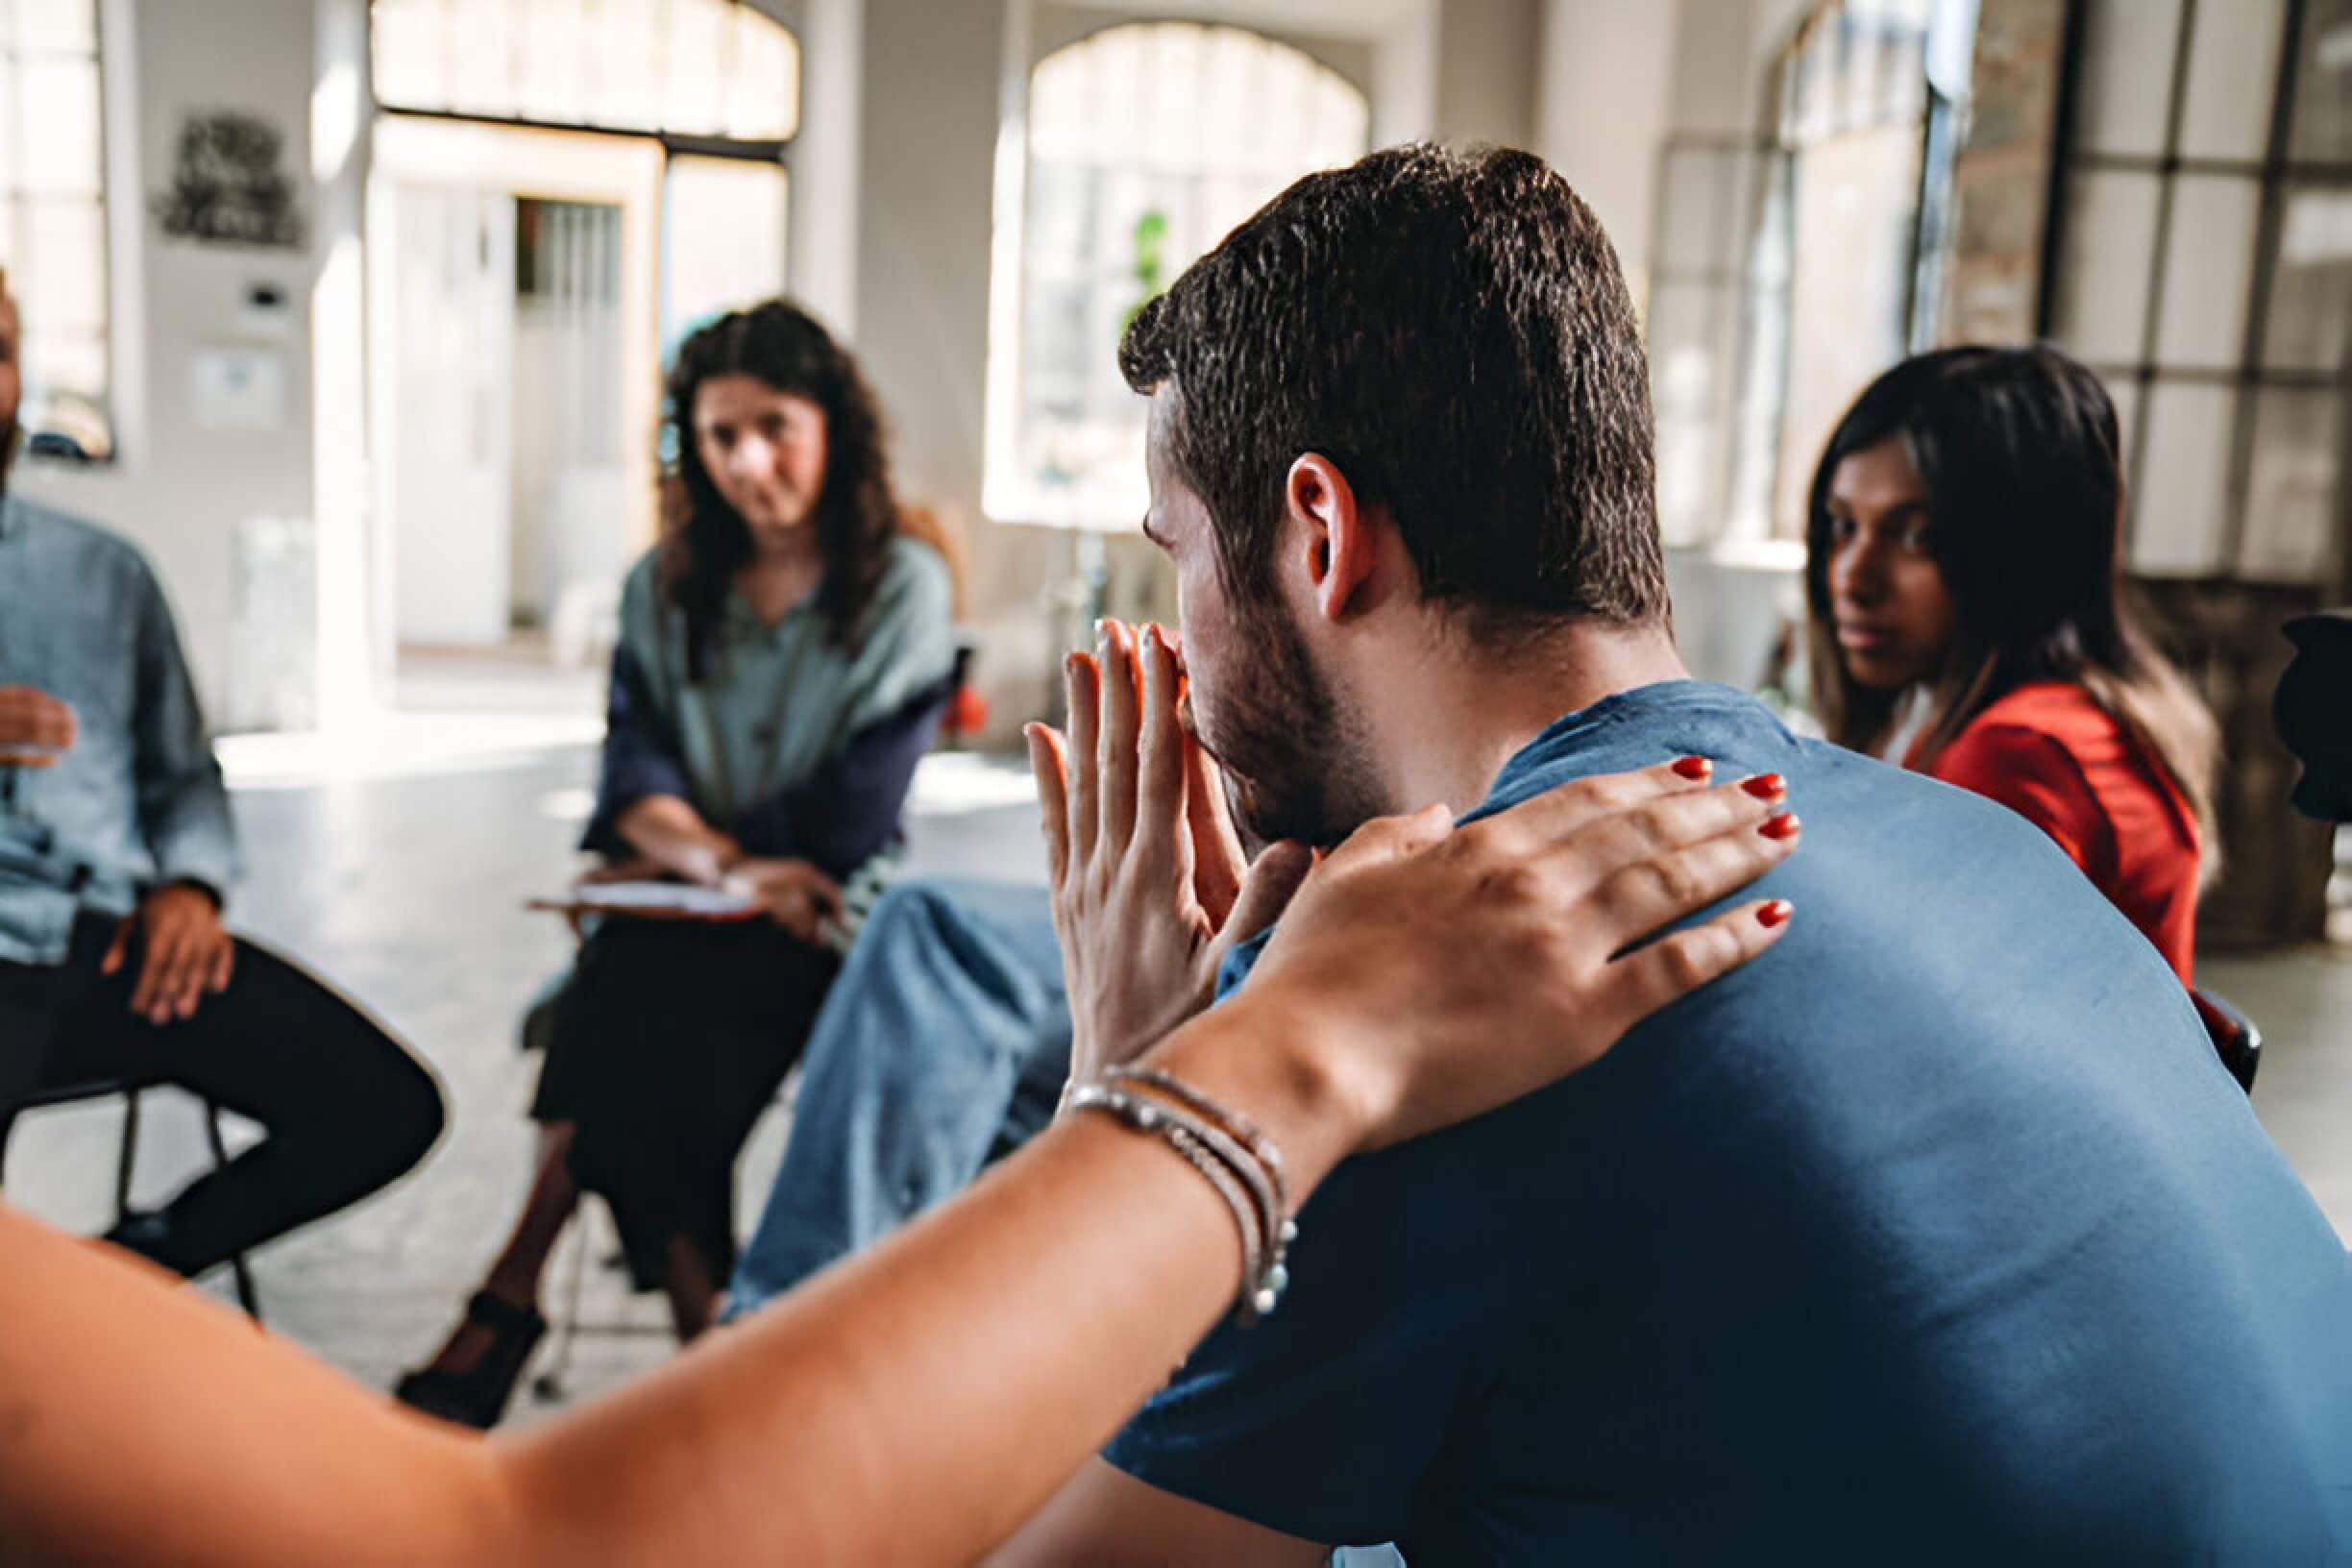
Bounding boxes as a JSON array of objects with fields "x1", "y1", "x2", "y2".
[
  {"x1": 13, "y1": 0, "x2": 324, "y2": 730},
  {"x1": 1535, "y1": 0, "x2": 1680, "y2": 304}
]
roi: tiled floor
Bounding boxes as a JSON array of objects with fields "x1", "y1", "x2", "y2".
[{"x1": 6, "y1": 735, "x2": 2347, "y2": 1426}]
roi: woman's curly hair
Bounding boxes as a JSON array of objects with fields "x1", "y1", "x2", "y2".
[{"x1": 662, "y1": 299, "x2": 900, "y2": 680}]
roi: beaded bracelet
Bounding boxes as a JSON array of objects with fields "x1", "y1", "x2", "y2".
[
  {"x1": 1109, "y1": 1065, "x2": 1293, "y2": 1239},
  {"x1": 1064, "y1": 1079, "x2": 1293, "y2": 1324}
]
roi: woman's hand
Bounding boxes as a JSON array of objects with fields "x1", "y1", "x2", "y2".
[
  {"x1": 723, "y1": 857, "x2": 844, "y2": 943},
  {"x1": 1201, "y1": 761, "x2": 1800, "y2": 1152},
  {"x1": 1025, "y1": 621, "x2": 1314, "y2": 1084}
]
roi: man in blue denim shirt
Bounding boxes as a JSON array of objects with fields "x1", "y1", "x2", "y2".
[
  {"x1": 992, "y1": 147, "x2": 2352, "y2": 1563},
  {"x1": 0, "y1": 271, "x2": 442, "y2": 1277}
]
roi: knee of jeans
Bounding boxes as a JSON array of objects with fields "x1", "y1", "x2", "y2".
[{"x1": 859, "y1": 880, "x2": 958, "y2": 950}]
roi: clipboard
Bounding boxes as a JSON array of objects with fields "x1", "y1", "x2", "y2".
[{"x1": 527, "y1": 880, "x2": 766, "y2": 922}]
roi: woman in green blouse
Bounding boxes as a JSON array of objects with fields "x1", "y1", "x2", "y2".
[{"x1": 397, "y1": 301, "x2": 958, "y2": 1429}]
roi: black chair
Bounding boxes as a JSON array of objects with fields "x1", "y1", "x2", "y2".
[
  {"x1": 0, "y1": 1081, "x2": 263, "y2": 1319},
  {"x1": 2193, "y1": 989, "x2": 2263, "y2": 1096}
]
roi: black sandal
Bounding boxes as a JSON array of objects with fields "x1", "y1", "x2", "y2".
[{"x1": 393, "y1": 1291, "x2": 548, "y2": 1430}]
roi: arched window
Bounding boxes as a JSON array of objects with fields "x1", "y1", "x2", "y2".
[
  {"x1": 371, "y1": 0, "x2": 799, "y2": 143},
  {"x1": 989, "y1": 21, "x2": 1369, "y2": 528}
]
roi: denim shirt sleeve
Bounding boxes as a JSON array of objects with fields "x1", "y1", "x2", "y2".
[{"x1": 130, "y1": 561, "x2": 237, "y2": 901}]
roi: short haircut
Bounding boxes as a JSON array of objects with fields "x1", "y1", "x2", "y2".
[{"x1": 1119, "y1": 143, "x2": 1668, "y2": 635}]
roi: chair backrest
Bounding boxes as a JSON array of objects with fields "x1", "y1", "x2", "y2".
[{"x1": 2192, "y1": 988, "x2": 2262, "y2": 1095}]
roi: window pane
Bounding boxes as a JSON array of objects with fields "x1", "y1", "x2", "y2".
[
  {"x1": 2130, "y1": 380, "x2": 2236, "y2": 574},
  {"x1": 29, "y1": 328, "x2": 104, "y2": 398},
  {"x1": 2178, "y1": 0, "x2": 2287, "y2": 160},
  {"x1": 516, "y1": 0, "x2": 589, "y2": 126},
  {"x1": 443, "y1": 0, "x2": 516, "y2": 120},
  {"x1": 2052, "y1": 170, "x2": 2160, "y2": 363},
  {"x1": 588, "y1": 0, "x2": 664, "y2": 131},
  {"x1": 2074, "y1": 0, "x2": 2182, "y2": 157},
  {"x1": 664, "y1": 0, "x2": 729, "y2": 137},
  {"x1": 2155, "y1": 175, "x2": 2260, "y2": 368},
  {"x1": 2266, "y1": 182, "x2": 2352, "y2": 372},
  {"x1": 15, "y1": 0, "x2": 95, "y2": 53},
  {"x1": 2240, "y1": 388, "x2": 2341, "y2": 582},
  {"x1": 2291, "y1": 0, "x2": 2352, "y2": 163},
  {"x1": 21, "y1": 196, "x2": 105, "y2": 333},
  {"x1": 370, "y1": 0, "x2": 449, "y2": 111},
  {"x1": 663, "y1": 156, "x2": 787, "y2": 337},
  {"x1": 15, "y1": 58, "x2": 102, "y2": 193},
  {"x1": 724, "y1": 6, "x2": 800, "y2": 141}
]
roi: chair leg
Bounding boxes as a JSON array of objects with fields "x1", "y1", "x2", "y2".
[
  {"x1": 200, "y1": 1100, "x2": 263, "y2": 1323},
  {"x1": 114, "y1": 1089, "x2": 141, "y2": 1224},
  {"x1": 533, "y1": 1207, "x2": 593, "y2": 1402}
]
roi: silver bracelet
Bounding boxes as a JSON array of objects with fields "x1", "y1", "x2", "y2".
[
  {"x1": 1065, "y1": 1081, "x2": 1291, "y2": 1324},
  {"x1": 1099, "y1": 1072, "x2": 1292, "y2": 1320},
  {"x1": 1108, "y1": 1065, "x2": 1293, "y2": 1241}
]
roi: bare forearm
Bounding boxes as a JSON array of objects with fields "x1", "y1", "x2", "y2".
[
  {"x1": 612, "y1": 795, "x2": 738, "y2": 883},
  {"x1": 0, "y1": 998, "x2": 1356, "y2": 1568},
  {"x1": 0, "y1": 1206, "x2": 512, "y2": 1567},
  {"x1": 493, "y1": 994, "x2": 1359, "y2": 1565}
]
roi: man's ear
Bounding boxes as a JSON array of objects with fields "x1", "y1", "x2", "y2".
[{"x1": 1284, "y1": 453, "x2": 1377, "y2": 624}]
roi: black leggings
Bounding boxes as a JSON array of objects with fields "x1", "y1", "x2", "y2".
[{"x1": 0, "y1": 911, "x2": 445, "y2": 1276}]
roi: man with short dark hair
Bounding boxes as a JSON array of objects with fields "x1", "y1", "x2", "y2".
[
  {"x1": 0, "y1": 268, "x2": 445, "y2": 1276},
  {"x1": 995, "y1": 145, "x2": 2352, "y2": 1562}
]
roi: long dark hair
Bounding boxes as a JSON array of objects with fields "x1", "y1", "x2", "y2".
[
  {"x1": 662, "y1": 299, "x2": 900, "y2": 680},
  {"x1": 1802, "y1": 344, "x2": 2220, "y2": 862}
]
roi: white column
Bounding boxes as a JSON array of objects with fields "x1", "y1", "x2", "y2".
[
  {"x1": 789, "y1": 0, "x2": 866, "y2": 336},
  {"x1": 311, "y1": 0, "x2": 376, "y2": 729},
  {"x1": 1534, "y1": 0, "x2": 1680, "y2": 310}
]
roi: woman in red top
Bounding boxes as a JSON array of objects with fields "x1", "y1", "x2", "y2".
[{"x1": 1803, "y1": 345, "x2": 2219, "y2": 985}]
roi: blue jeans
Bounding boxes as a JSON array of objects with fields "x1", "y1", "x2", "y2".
[{"x1": 725, "y1": 878, "x2": 1069, "y2": 1319}]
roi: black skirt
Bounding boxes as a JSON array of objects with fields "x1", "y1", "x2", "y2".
[{"x1": 531, "y1": 916, "x2": 838, "y2": 1290}]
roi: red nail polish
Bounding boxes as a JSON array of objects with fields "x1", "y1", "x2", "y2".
[
  {"x1": 1760, "y1": 812, "x2": 1801, "y2": 840},
  {"x1": 1757, "y1": 899, "x2": 1793, "y2": 928},
  {"x1": 1671, "y1": 755, "x2": 1712, "y2": 780},
  {"x1": 1741, "y1": 773, "x2": 1786, "y2": 800}
]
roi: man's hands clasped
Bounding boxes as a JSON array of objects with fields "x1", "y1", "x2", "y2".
[
  {"x1": 1028, "y1": 619, "x2": 1807, "y2": 1127},
  {"x1": 1026, "y1": 621, "x2": 1312, "y2": 1083}
]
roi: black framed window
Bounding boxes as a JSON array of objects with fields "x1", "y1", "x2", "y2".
[{"x1": 2046, "y1": 0, "x2": 2351, "y2": 588}]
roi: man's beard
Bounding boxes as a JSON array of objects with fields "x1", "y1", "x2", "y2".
[{"x1": 1198, "y1": 594, "x2": 1381, "y2": 850}]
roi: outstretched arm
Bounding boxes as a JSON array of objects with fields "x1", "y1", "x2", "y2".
[{"x1": 0, "y1": 769, "x2": 1796, "y2": 1567}]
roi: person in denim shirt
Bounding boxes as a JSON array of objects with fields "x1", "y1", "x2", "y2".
[{"x1": 0, "y1": 269, "x2": 444, "y2": 1278}]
